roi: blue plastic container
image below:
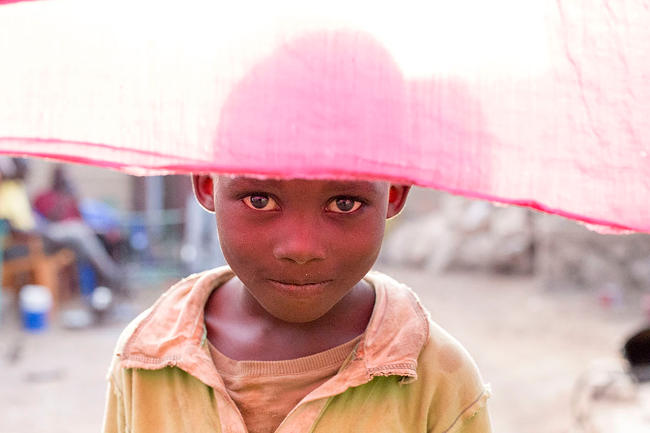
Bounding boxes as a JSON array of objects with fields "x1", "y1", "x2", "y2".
[{"x1": 19, "y1": 285, "x2": 52, "y2": 332}]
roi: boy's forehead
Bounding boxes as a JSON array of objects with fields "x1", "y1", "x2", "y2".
[{"x1": 216, "y1": 176, "x2": 388, "y2": 195}]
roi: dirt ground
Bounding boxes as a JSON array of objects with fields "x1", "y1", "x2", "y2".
[{"x1": 0, "y1": 265, "x2": 647, "y2": 433}]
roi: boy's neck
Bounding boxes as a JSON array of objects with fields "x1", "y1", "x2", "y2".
[{"x1": 204, "y1": 277, "x2": 375, "y2": 361}]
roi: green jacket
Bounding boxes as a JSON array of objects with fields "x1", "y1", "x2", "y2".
[{"x1": 103, "y1": 267, "x2": 491, "y2": 432}]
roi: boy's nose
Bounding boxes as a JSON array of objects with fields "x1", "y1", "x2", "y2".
[{"x1": 272, "y1": 218, "x2": 326, "y2": 264}]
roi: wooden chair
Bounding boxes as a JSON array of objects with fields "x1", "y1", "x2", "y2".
[{"x1": 1, "y1": 233, "x2": 76, "y2": 312}]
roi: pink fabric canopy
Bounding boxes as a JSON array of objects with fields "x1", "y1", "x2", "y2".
[{"x1": 0, "y1": 0, "x2": 648, "y2": 232}]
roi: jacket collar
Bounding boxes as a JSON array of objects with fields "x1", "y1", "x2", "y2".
[{"x1": 119, "y1": 266, "x2": 430, "y2": 394}]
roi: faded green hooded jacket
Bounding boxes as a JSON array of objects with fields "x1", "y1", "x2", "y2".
[{"x1": 102, "y1": 267, "x2": 491, "y2": 433}]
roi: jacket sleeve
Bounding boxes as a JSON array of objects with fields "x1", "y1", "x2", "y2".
[
  {"x1": 438, "y1": 389, "x2": 492, "y2": 433},
  {"x1": 423, "y1": 322, "x2": 492, "y2": 433},
  {"x1": 101, "y1": 310, "x2": 149, "y2": 433},
  {"x1": 454, "y1": 405, "x2": 491, "y2": 432},
  {"x1": 102, "y1": 374, "x2": 127, "y2": 433}
]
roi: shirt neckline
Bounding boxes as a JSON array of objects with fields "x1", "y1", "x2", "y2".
[{"x1": 208, "y1": 334, "x2": 363, "y2": 377}]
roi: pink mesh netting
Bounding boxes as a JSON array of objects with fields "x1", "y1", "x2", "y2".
[{"x1": 0, "y1": 1, "x2": 648, "y2": 232}]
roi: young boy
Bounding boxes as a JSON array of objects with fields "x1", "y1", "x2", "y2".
[{"x1": 102, "y1": 175, "x2": 491, "y2": 433}]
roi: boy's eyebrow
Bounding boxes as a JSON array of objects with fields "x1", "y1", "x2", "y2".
[{"x1": 221, "y1": 176, "x2": 385, "y2": 195}]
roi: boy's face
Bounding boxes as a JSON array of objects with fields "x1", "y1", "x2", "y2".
[{"x1": 193, "y1": 175, "x2": 410, "y2": 323}]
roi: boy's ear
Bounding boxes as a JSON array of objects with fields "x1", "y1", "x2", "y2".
[
  {"x1": 191, "y1": 174, "x2": 216, "y2": 212},
  {"x1": 386, "y1": 184, "x2": 411, "y2": 219}
]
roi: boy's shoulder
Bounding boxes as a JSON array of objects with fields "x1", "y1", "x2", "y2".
[
  {"x1": 108, "y1": 267, "x2": 234, "y2": 374},
  {"x1": 365, "y1": 270, "x2": 486, "y2": 373},
  {"x1": 366, "y1": 271, "x2": 490, "y2": 430}
]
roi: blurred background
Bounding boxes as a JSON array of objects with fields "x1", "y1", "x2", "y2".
[{"x1": 0, "y1": 158, "x2": 648, "y2": 432}]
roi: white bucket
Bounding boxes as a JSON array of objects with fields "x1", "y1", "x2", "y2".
[{"x1": 19, "y1": 285, "x2": 53, "y2": 332}]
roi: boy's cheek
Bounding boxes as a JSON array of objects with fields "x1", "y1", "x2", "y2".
[
  {"x1": 330, "y1": 225, "x2": 384, "y2": 267},
  {"x1": 217, "y1": 229, "x2": 259, "y2": 262}
]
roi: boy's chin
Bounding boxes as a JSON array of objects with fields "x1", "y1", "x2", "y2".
[{"x1": 261, "y1": 304, "x2": 333, "y2": 324}]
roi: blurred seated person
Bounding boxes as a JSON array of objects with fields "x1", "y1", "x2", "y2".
[
  {"x1": 34, "y1": 165, "x2": 124, "y2": 291},
  {"x1": 0, "y1": 157, "x2": 39, "y2": 264},
  {"x1": 0, "y1": 157, "x2": 36, "y2": 234},
  {"x1": 0, "y1": 158, "x2": 78, "y2": 302},
  {"x1": 0, "y1": 157, "x2": 37, "y2": 284}
]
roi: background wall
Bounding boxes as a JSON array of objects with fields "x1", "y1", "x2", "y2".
[{"x1": 24, "y1": 159, "x2": 133, "y2": 211}]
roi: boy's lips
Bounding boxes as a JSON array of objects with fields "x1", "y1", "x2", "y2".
[{"x1": 267, "y1": 279, "x2": 333, "y2": 292}]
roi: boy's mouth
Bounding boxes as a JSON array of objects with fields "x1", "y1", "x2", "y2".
[{"x1": 268, "y1": 279, "x2": 332, "y2": 290}]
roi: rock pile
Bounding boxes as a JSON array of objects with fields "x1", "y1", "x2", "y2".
[
  {"x1": 381, "y1": 190, "x2": 534, "y2": 274},
  {"x1": 381, "y1": 189, "x2": 650, "y2": 291},
  {"x1": 535, "y1": 215, "x2": 650, "y2": 291}
]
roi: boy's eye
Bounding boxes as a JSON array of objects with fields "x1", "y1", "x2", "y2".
[
  {"x1": 243, "y1": 194, "x2": 279, "y2": 211},
  {"x1": 327, "y1": 197, "x2": 362, "y2": 213}
]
